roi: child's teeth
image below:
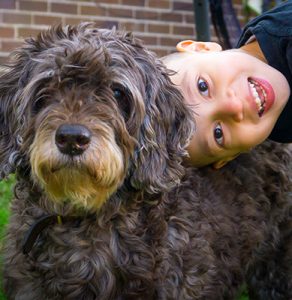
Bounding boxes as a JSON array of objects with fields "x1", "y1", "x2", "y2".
[
  {"x1": 255, "y1": 97, "x2": 261, "y2": 109},
  {"x1": 251, "y1": 85, "x2": 261, "y2": 109},
  {"x1": 249, "y1": 81, "x2": 266, "y2": 115},
  {"x1": 251, "y1": 85, "x2": 259, "y2": 97}
]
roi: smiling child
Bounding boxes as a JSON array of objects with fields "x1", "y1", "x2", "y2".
[{"x1": 162, "y1": 1, "x2": 292, "y2": 168}]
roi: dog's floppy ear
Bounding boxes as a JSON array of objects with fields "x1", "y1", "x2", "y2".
[
  {"x1": 130, "y1": 58, "x2": 194, "y2": 193},
  {"x1": 0, "y1": 49, "x2": 33, "y2": 179},
  {"x1": 0, "y1": 26, "x2": 73, "y2": 180},
  {"x1": 0, "y1": 69, "x2": 22, "y2": 179}
]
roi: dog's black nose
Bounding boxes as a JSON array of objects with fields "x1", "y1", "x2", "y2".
[{"x1": 55, "y1": 124, "x2": 92, "y2": 156}]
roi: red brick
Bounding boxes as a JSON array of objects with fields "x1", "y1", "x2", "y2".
[
  {"x1": 148, "y1": 0, "x2": 170, "y2": 9},
  {"x1": 136, "y1": 10, "x2": 159, "y2": 21},
  {"x1": 51, "y1": 3, "x2": 78, "y2": 14},
  {"x1": 0, "y1": 0, "x2": 247, "y2": 63},
  {"x1": 80, "y1": 5, "x2": 105, "y2": 16},
  {"x1": 65, "y1": 17, "x2": 93, "y2": 26},
  {"x1": 185, "y1": 14, "x2": 195, "y2": 24},
  {"x1": 173, "y1": 1, "x2": 193, "y2": 11},
  {"x1": 3, "y1": 13, "x2": 31, "y2": 24},
  {"x1": 34, "y1": 15, "x2": 62, "y2": 25},
  {"x1": 1, "y1": 40, "x2": 23, "y2": 52},
  {"x1": 173, "y1": 25, "x2": 194, "y2": 36},
  {"x1": 160, "y1": 12, "x2": 183, "y2": 23},
  {"x1": 160, "y1": 36, "x2": 181, "y2": 47},
  {"x1": 148, "y1": 24, "x2": 170, "y2": 34},
  {"x1": 19, "y1": 1, "x2": 48, "y2": 12},
  {"x1": 120, "y1": 21, "x2": 145, "y2": 32},
  {"x1": 107, "y1": 7, "x2": 134, "y2": 19},
  {"x1": 135, "y1": 34, "x2": 158, "y2": 46},
  {"x1": 18, "y1": 27, "x2": 41, "y2": 39},
  {"x1": 151, "y1": 48, "x2": 169, "y2": 57},
  {"x1": 94, "y1": 0, "x2": 120, "y2": 3},
  {"x1": 121, "y1": 0, "x2": 145, "y2": 6},
  {"x1": 0, "y1": 0, "x2": 16, "y2": 9},
  {"x1": 0, "y1": 27, "x2": 14, "y2": 38}
]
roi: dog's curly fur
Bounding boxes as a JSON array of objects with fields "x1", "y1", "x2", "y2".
[{"x1": 0, "y1": 23, "x2": 291, "y2": 300}]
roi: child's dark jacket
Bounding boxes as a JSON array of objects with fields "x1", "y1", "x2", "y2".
[{"x1": 237, "y1": 1, "x2": 292, "y2": 143}]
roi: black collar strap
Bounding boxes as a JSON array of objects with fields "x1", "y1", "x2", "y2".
[{"x1": 22, "y1": 214, "x2": 80, "y2": 255}]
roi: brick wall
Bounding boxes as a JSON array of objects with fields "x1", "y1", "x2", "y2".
[{"x1": 0, "y1": 0, "x2": 245, "y2": 63}]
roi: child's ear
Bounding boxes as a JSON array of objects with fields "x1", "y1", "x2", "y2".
[
  {"x1": 176, "y1": 40, "x2": 222, "y2": 53},
  {"x1": 212, "y1": 159, "x2": 229, "y2": 169},
  {"x1": 212, "y1": 154, "x2": 240, "y2": 170}
]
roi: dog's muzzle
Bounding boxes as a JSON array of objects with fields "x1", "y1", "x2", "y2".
[
  {"x1": 55, "y1": 124, "x2": 92, "y2": 156},
  {"x1": 30, "y1": 120, "x2": 126, "y2": 210}
]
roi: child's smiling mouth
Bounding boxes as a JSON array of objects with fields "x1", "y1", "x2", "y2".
[
  {"x1": 248, "y1": 77, "x2": 275, "y2": 117},
  {"x1": 248, "y1": 78, "x2": 266, "y2": 116}
]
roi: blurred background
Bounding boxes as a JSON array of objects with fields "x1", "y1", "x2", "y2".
[{"x1": 0, "y1": 0, "x2": 281, "y2": 63}]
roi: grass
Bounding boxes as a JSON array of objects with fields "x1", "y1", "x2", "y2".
[
  {"x1": 0, "y1": 177, "x2": 13, "y2": 241},
  {"x1": 0, "y1": 176, "x2": 14, "y2": 300},
  {"x1": 0, "y1": 178, "x2": 249, "y2": 299}
]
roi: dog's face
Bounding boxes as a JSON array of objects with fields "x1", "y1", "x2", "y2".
[{"x1": 0, "y1": 24, "x2": 194, "y2": 211}]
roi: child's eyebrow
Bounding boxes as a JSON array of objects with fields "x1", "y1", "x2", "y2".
[{"x1": 182, "y1": 71, "x2": 195, "y2": 100}]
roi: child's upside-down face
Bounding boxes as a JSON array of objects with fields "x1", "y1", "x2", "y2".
[{"x1": 164, "y1": 41, "x2": 290, "y2": 168}]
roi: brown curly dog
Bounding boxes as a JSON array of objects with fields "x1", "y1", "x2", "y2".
[{"x1": 0, "y1": 23, "x2": 291, "y2": 300}]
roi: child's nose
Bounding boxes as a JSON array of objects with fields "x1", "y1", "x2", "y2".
[{"x1": 219, "y1": 90, "x2": 243, "y2": 122}]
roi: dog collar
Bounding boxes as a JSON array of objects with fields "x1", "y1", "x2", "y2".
[{"x1": 22, "y1": 214, "x2": 82, "y2": 255}]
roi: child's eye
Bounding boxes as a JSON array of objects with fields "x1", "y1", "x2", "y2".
[
  {"x1": 214, "y1": 123, "x2": 224, "y2": 147},
  {"x1": 197, "y1": 77, "x2": 209, "y2": 96}
]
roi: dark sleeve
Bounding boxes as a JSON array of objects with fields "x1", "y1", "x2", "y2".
[
  {"x1": 268, "y1": 36, "x2": 292, "y2": 143},
  {"x1": 237, "y1": 1, "x2": 292, "y2": 48},
  {"x1": 236, "y1": 2, "x2": 292, "y2": 143}
]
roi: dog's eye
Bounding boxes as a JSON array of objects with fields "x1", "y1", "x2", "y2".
[
  {"x1": 112, "y1": 85, "x2": 131, "y2": 120},
  {"x1": 113, "y1": 89, "x2": 124, "y2": 100},
  {"x1": 32, "y1": 98, "x2": 47, "y2": 114},
  {"x1": 112, "y1": 85, "x2": 128, "y2": 101}
]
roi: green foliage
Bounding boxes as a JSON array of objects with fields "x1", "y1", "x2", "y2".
[
  {"x1": 0, "y1": 177, "x2": 14, "y2": 240},
  {"x1": 238, "y1": 285, "x2": 250, "y2": 300},
  {"x1": 0, "y1": 176, "x2": 14, "y2": 300}
]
